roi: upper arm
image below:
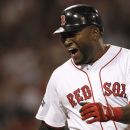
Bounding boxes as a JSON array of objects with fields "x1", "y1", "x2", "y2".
[{"x1": 36, "y1": 71, "x2": 67, "y2": 127}]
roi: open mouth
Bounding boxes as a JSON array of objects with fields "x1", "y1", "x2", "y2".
[{"x1": 68, "y1": 48, "x2": 78, "y2": 55}]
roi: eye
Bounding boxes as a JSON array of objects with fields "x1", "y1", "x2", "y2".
[{"x1": 60, "y1": 32, "x2": 78, "y2": 43}]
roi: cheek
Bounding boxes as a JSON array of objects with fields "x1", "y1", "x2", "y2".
[
  {"x1": 77, "y1": 31, "x2": 91, "y2": 41},
  {"x1": 75, "y1": 34, "x2": 92, "y2": 51},
  {"x1": 79, "y1": 42, "x2": 94, "y2": 58},
  {"x1": 76, "y1": 34, "x2": 91, "y2": 46}
]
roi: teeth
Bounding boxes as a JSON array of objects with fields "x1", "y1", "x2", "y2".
[
  {"x1": 68, "y1": 48, "x2": 74, "y2": 51},
  {"x1": 68, "y1": 48, "x2": 78, "y2": 54}
]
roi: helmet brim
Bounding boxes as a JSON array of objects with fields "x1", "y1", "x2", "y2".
[
  {"x1": 53, "y1": 27, "x2": 65, "y2": 34},
  {"x1": 53, "y1": 25, "x2": 86, "y2": 34}
]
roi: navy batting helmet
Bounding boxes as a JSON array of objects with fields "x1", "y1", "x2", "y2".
[{"x1": 53, "y1": 4, "x2": 103, "y2": 34}]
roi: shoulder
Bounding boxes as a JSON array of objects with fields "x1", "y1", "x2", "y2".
[
  {"x1": 119, "y1": 45, "x2": 130, "y2": 59},
  {"x1": 110, "y1": 44, "x2": 130, "y2": 58},
  {"x1": 45, "y1": 59, "x2": 73, "y2": 91},
  {"x1": 110, "y1": 45, "x2": 130, "y2": 71},
  {"x1": 50, "y1": 59, "x2": 73, "y2": 80},
  {"x1": 121, "y1": 46, "x2": 130, "y2": 55},
  {"x1": 53, "y1": 59, "x2": 73, "y2": 74}
]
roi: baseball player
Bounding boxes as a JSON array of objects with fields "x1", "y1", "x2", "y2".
[{"x1": 36, "y1": 4, "x2": 130, "y2": 130}]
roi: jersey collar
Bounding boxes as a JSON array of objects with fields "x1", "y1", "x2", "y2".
[{"x1": 71, "y1": 44, "x2": 122, "y2": 71}]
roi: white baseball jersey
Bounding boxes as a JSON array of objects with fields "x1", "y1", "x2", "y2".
[{"x1": 36, "y1": 45, "x2": 130, "y2": 130}]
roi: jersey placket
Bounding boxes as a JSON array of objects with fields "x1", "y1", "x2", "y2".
[{"x1": 71, "y1": 46, "x2": 122, "y2": 130}]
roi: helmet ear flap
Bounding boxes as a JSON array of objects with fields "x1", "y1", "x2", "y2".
[{"x1": 53, "y1": 4, "x2": 103, "y2": 34}]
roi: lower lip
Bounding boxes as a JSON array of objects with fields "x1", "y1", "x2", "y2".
[{"x1": 71, "y1": 51, "x2": 80, "y2": 59}]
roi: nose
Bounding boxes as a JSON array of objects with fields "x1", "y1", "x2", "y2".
[{"x1": 64, "y1": 38, "x2": 74, "y2": 47}]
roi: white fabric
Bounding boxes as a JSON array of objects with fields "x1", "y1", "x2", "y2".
[{"x1": 36, "y1": 45, "x2": 130, "y2": 130}]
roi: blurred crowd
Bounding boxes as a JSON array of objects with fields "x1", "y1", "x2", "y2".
[{"x1": 0, "y1": 0, "x2": 130, "y2": 130}]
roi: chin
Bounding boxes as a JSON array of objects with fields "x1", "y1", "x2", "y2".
[
  {"x1": 74, "y1": 57, "x2": 91, "y2": 65},
  {"x1": 72, "y1": 54, "x2": 86, "y2": 65},
  {"x1": 73, "y1": 59, "x2": 84, "y2": 65}
]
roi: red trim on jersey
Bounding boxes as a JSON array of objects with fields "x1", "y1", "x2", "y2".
[
  {"x1": 71, "y1": 59, "x2": 95, "y2": 103},
  {"x1": 71, "y1": 59, "x2": 104, "y2": 130},
  {"x1": 99, "y1": 47, "x2": 122, "y2": 130},
  {"x1": 71, "y1": 47, "x2": 122, "y2": 130}
]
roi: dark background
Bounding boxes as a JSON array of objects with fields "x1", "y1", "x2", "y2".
[{"x1": 0, "y1": 0, "x2": 130, "y2": 130}]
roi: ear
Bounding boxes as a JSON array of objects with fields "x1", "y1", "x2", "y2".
[{"x1": 90, "y1": 27, "x2": 100, "y2": 41}]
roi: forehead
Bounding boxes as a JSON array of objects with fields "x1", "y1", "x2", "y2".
[
  {"x1": 60, "y1": 31, "x2": 78, "y2": 39},
  {"x1": 60, "y1": 27, "x2": 91, "y2": 43}
]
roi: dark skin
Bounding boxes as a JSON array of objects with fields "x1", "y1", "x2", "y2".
[
  {"x1": 61, "y1": 25, "x2": 108, "y2": 65},
  {"x1": 38, "y1": 26, "x2": 130, "y2": 129}
]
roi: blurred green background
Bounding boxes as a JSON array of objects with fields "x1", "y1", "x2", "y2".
[{"x1": 0, "y1": 0, "x2": 130, "y2": 130}]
